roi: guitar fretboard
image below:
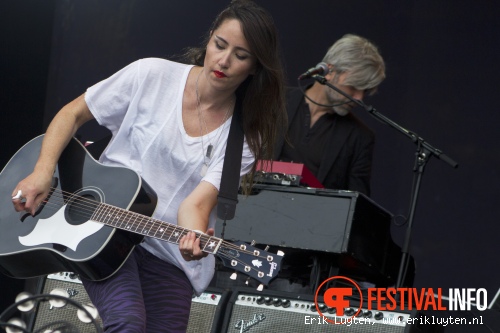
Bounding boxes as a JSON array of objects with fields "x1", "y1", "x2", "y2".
[{"x1": 91, "y1": 203, "x2": 222, "y2": 254}]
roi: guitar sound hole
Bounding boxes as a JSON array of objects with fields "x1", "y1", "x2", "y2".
[{"x1": 65, "y1": 190, "x2": 102, "y2": 225}]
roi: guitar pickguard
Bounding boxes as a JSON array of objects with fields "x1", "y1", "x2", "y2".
[{"x1": 19, "y1": 204, "x2": 104, "y2": 251}]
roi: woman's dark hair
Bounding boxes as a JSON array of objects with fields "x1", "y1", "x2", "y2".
[{"x1": 184, "y1": 0, "x2": 287, "y2": 194}]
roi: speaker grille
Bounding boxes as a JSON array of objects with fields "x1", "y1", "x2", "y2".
[
  {"x1": 187, "y1": 290, "x2": 227, "y2": 333},
  {"x1": 223, "y1": 291, "x2": 409, "y2": 333}
]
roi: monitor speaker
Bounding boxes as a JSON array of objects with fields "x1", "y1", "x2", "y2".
[
  {"x1": 221, "y1": 287, "x2": 412, "y2": 333},
  {"x1": 187, "y1": 287, "x2": 231, "y2": 333}
]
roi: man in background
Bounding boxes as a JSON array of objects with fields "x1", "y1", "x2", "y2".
[{"x1": 275, "y1": 34, "x2": 386, "y2": 196}]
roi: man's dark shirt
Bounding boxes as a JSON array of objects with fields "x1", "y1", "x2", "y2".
[
  {"x1": 275, "y1": 87, "x2": 375, "y2": 196},
  {"x1": 279, "y1": 101, "x2": 336, "y2": 178}
]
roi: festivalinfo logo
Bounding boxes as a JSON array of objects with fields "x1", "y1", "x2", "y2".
[{"x1": 310, "y1": 276, "x2": 489, "y2": 326}]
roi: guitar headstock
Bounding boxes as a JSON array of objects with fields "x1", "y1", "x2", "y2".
[{"x1": 215, "y1": 240, "x2": 284, "y2": 287}]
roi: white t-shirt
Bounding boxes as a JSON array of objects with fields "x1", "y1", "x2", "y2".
[{"x1": 85, "y1": 58, "x2": 254, "y2": 295}]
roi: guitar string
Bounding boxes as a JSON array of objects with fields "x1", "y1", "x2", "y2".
[
  {"x1": 40, "y1": 187, "x2": 275, "y2": 270},
  {"x1": 36, "y1": 190, "x2": 274, "y2": 279},
  {"x1": 33, "y1": 190, "x2": 274, "y2": 280},
  {"x1": 41, "y1": 189, "x2": 230, "y2": 249},
  {"x1": 41, "y1": 189, "x2": 219, "y2": 247},
  {"x1": 40, "y1": 187, "x2": 205, "y2": 240},
  {"x1": 35, "y1": 187, "x2": 274, "y2": 262}
]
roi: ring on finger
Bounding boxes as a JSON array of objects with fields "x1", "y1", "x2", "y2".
[{"x1": 12, "y1": 190, "x2": 23, "y2": 200}]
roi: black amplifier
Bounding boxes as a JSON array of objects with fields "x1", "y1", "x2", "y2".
[
  {"x1": 216, "y1": 185, "x2": 404, "y2": 286},
  {"x1": 220, "y1": 288, "x2": 412, "y2": 333}
]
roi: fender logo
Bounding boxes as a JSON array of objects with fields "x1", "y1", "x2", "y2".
[{"x1": 234, "y1": 313, "x2": 266, "y2": 332}]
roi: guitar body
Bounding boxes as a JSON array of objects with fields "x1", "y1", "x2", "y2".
[{"x1": 0, "y1": 135, "x2": 157, "y2": 281}]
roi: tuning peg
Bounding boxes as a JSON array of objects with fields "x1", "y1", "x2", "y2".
[
  {"x1": 251, "y1": 240, "x2": 256, "y2": 246},
  {"x1": 257, "y1": 284, "x2": 264, "y2": 291},
  {"x1": 277, "y1": 250, "x2": 285, "y2": 256},
  {"x1": 230, "y1": 272, "x2": 238, "y2": 280},
  {"x1": 264, "y1": 245, "x2": 270, "y2": 251},
  {"x1": 245, "y1": 277, "x2": 251, "y2": 285}
]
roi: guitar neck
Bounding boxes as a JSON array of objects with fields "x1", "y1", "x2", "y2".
[{"x1": 91, "y1": 203, "x2": 222, "y2": 255}]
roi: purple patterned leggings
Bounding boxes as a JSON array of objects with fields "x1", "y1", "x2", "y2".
[{"x1": 82, "y1": 246, "x2": 193, "y2": 332}]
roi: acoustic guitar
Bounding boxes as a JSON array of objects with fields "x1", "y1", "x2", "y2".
[{"x1": 0, "y1": 135, "x2": 283, "y2": 287}]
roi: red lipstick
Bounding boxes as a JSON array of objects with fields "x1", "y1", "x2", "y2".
[{"x1": 214, "y1": 70, "x2": 227, "y2": 78}]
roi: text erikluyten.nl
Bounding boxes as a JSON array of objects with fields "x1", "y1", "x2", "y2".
[
  {"x1": 401, "y1": 315, "x2": 483, "y2": 326},
  {"x1": 304, "y1": 315, "x2": 484, "y2": 327}
]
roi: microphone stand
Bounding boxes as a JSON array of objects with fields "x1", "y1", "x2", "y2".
[{"x1": 310, "y1": 75, "x2": 458, "y2": 289}]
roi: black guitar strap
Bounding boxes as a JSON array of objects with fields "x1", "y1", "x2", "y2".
[{"x1": 217, "y1": 96, "x2": 244, "y2": 221}]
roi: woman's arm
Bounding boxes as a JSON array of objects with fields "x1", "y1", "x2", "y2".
[
  {"x1": 11, "y1": 93, "x2": 94, "y2": 214},
  {"x1": 177, "y1": 181, "x2": 218, "y2": 261}
]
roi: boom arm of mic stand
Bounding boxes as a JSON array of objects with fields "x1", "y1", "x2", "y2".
[
  {"x1": 312, "y1": 75, "x2": 458, "y2": 288},
  {"x1": 312, "y1": 75, "x2": 458, "y2": 168}
]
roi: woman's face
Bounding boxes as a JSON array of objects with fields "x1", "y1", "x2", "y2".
[{"x1": 203, "y1": 19, "x2": 257, "y2": 93}]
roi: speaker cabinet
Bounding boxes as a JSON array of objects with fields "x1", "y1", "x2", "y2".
[
  {"x1": 221, "y1": 288, "x2": 411, "y2": 333},
  {"x1": 29, "y1": 272, "x2": 102, "y2": 333},
  {"x1": 187, "y1": 287, "x2": 231, "y2": 333}
]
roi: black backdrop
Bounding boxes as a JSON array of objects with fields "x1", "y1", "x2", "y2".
[{"x1": 1, "y1": 0, "x2": 500, "y2": 324}]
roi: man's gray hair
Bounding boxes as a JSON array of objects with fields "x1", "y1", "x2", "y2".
[{"x1": 322, "y1": 34, "x2": 385, "y2": 95}]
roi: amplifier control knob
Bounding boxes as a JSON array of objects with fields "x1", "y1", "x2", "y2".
[
  {"x1": 256, "y1": 296, "x2": 265, "y2": 305},
  {"x1": 374, "y1": 311, "x2": 384, "y2": 320},
  {"x1": 362, "y1": 310, "x2": 373, "y2": 318},
  {"x1": 344, "y1": 307, "x2": 355, "y2": 316},
  {"x1": 281, "y1": 299, "x2": 291, "y2": 308}
]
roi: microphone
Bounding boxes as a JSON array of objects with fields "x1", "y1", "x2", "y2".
[{"x1": 298, "y1": 62, "x2": 329, "y2": 80}]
